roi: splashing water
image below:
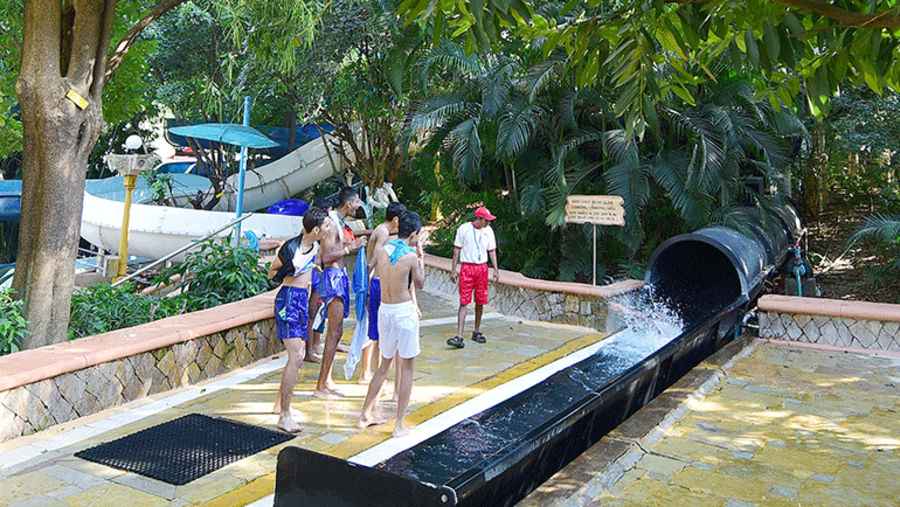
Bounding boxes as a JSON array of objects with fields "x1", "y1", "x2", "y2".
[{"x1": 604, "y1": 285, "x2": 685, "y2": 362}]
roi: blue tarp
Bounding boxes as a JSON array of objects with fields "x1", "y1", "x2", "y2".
[
  {"x1": 344, "y1": 246, "x2": 370, "y2": 380},
  {"x1": 0, "y1": 180, "x2": 22, "y2": 222},
  {"x1": 268, "y1": 199, "x2": 309, "y2": 217}
]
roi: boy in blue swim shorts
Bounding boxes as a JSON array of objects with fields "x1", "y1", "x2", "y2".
[
  {"x1": 314, "y1": 187, "x2": 367, "y2": 399},
  {"x1": 268, "y1": 206, "x2": 331, "y2": 433}
]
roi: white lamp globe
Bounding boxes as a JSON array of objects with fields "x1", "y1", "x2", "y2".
[{"x1": 124, "y1": 134, "x2": 143, "y2": 151}]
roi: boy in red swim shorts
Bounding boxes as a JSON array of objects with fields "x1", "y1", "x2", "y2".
[{"x1": 447, "y1": 206, "x2": 499, "y2": 349}]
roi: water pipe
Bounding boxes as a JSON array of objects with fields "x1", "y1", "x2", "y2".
[{"x1": 792, "y1": 239, "x2": 806, "y2": 297}]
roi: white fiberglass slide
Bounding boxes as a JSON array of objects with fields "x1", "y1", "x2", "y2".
[{"x1": 80, "y1": 136, "x2": 350, "y2": 261}]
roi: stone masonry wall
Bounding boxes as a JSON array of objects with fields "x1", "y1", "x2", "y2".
[
  {"x1": 759, "y1": 312, "x2": 900, "y2": 352},
  {"x1": 0, "y1": 319, "x2": 278, "y2": 444},
  {"x1": 424, "y1": 265, "x2": 637, "y2": 333}
]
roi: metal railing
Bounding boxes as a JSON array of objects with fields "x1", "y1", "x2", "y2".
[{"x1": 111, "y1": 214, "x2": 254, "y2": 287}]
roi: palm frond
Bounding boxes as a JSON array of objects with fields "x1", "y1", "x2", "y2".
[
  {"x1": 603, "y1": 145, "x2": 650, "y2": 251},
  {"x1": 650, "y1": 150, "x2": 710, "y2": 228},
  {"x1": 767, "y1": 109, "x2": 809, "y2": 138},
  {"x1": 480, "y1": 67, "x2": 514, "y2": 117},
  {"x1": 525, "y1": 51, "x2": 567, "y2": 102},
  {"x1": 420, "y1": 40, "x2": 483, "y2": 84},
  {"x1": 449, "y1": 118, "x2": 483, "y2": 182},
  {"x1": 544, "y1": 182, "x2": 571, "y2": 228},
  {"x1": 407, "y1": 95, "x2": 470, "y2": 133},
  {"x1": 519, "y1": 184, "x2": 546, "y2": 216},
  {"x1": 497, "y1": 103, "x2": 544, "y2": 159},
  {"x1": 849, "y1": 214, "x2": 900, "y2": 245}
]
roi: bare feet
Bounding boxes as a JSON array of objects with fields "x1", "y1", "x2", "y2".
[
  {"x1": 273, "y1": 406, "x2": 303, "y2": 417},
  {"x1": 304, "y1": 353, "x2": 322, "y2": 365},
  {"x1": 358, "y1": 372, "x2": 373, "y2": 385},
  {"x1": 336, "y1": 343, "x2": 349, "y2": 353},
  {"x1": 357, "y1": 414, "x2": 387, "y2": 429},
  {"x1": 277, "y1": 413, "x2": 303, "y2": 433},
  {"x1": 392, "y1": 423, "x2": 414, "y2": 438},
  {"x1": 312, "y1": 387, "x2": 345, "y2": 399}
]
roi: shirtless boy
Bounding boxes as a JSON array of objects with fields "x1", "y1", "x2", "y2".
[
  {"x1": 314, "y1": 187, "x2": 367, "y2": 398},
  {"x1": 358, "y1": 211, "x2": 425, "y2": 438},
  {"x1": 359, "y1": 201, "x2": 407, "y2": 384},
  {"x1": 268, "y1": 207, "x2": 330, "y2": 433}
]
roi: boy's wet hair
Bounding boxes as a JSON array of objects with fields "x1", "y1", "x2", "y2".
[
  {"x1": 398, "y1": 210, "x2": 422, "y2": 239},
  {"x1": 312, "y1": 196, "x2": 336, "y2": 210},
  {"x1": 385, "y1": 202, "x2": 407, "y2": 222},
  {"x1": 303, "y1": 207, "x2": 328, "y2": 233},
  {"x1": 337, "y1": 186, "x2": 358, "y2": 208}
]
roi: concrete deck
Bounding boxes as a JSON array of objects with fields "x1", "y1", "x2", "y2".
[{"x1": 2, "y1": 290, "x2": 899, "y2": 507}]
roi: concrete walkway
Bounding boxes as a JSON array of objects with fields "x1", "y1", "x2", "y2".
[
  {"x1": 520, "y1": 338, "x2": 900, "y2": 507},
  {"x1": 2, "y1": 290, "x2": 899, "y2": 507}
]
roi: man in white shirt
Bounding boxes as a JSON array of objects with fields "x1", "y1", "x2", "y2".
[{"x1": 447, "y1": 206, "x2": 499, "y2": 348}]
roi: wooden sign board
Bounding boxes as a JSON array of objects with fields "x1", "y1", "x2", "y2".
[{"x1": 565, "y1": 195, "x2": 625, "y2": 226}]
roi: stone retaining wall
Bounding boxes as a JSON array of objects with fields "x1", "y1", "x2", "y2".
[
  {"x1": 423, "y1": 256, "x2": 642, "y2": 333},
  {"x1": 758, "y1": 295, "x2": 900, "y2": 352},
  {"x1": 0, "y1": 293, "x2": 279, "y2": 444}
]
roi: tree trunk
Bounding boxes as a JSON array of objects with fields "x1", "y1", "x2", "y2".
[{"x1": 13, "y1": 0, "x2": 114, "y2": 348}]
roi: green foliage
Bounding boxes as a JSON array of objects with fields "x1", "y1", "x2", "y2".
[
  {"x1": 68, "y1": 283, "x2": 187, "y2": 340},
  {"x1": 399, "y1": 0, "x2": 900, "y2": 140},
  {"x1": 0, "y1": 289, "x2": 28, "y2": 356},
  {"x1": 821, "y1": 87, "x2": 900, "y2": 205},
  {"x1": 146, "y1": 2, "x2": 234, "y2": 122},
  {"x1": 406, "y1": 36, "x2": 802, "y2": 280},
  {"x1": 141, "y1": 171, "x2": 176, "y2": 205},
  {"x1": 68, "y1": 236, "x2": 270, "y2": 340},
  {"x1": 154, "y1": 235, "x2": 271, "y2": 310}
]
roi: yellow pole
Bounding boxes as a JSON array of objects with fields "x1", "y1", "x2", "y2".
[
  {"x1": 116, "y1": 174, "x2": 137, "y2": 281},
  {"x1": 431, "y1": 159, "x2": 442, "y2": 222}
]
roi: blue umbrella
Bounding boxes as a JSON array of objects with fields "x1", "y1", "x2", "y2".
[
  {"x1": 167, "y1": 123, "x2": 279, "y2": 149},
  {"x1": 169, "y1": 102, "x2": 278, "y2": 241}
]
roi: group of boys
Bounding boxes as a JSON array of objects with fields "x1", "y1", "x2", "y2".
[{"x1": 268, "y1": 186, "x2": 498, "y2": 438}]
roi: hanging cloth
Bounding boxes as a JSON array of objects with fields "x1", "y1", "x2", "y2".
[{"x1": 344, "y1": 246, "x2": 371, "y2": 380}]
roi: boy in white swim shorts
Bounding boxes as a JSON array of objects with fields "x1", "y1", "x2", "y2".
[{"x1": 357, "y1": 211, "x2": 424, "y2": 438}]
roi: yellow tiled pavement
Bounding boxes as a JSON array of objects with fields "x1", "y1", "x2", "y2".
[{"x1": 521, "y1": 340, "x2": 900, "y2": 507}]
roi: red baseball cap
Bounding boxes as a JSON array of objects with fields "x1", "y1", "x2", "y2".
[{"x1": 474, "y1": 206, "x2": 496, "y2": 221}]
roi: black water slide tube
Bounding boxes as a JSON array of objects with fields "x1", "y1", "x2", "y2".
[{"x1": 274, "y1": 203, "x2": 803, "y2": 507}]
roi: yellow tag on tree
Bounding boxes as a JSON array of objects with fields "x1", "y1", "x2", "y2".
[{"x1": 66, "y1": 90, "x2": 89, "y2": 110}]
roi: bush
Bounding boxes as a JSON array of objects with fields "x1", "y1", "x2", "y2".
[
  {"x1": 68, "y1": 235, "x2": 271, "y2": 340},
  {"x1": 0, "y1": 289, "x2": 28, "y2": 355},
  {"x1": 153, "y1": 234, "x2": 271, "y2": 310},
  {"x1": 68, "y1": 282, "x2": 187, "y2": 340}
]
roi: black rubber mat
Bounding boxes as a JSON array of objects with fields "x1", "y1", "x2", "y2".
[{"x1": 75, "y1": 413, "x2": 295, "y2": 485}]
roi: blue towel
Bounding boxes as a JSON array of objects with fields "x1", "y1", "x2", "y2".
[
  {"x1": 344, "y1": 246, "x2": 371, "y2": 380},
  {"x1": 385, "y1": 239, "x2": 414, "y2": 265},
  {"x1": 352, "y1": 246, "x2": 368, "y2": 321}
]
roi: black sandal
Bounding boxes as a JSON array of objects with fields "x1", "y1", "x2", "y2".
[
  {"x1": 447, "y1": 336, "x2": 465, "y2": 348},
  {"x1": 471, "y1": 331, "x2": 486, "y2": 343}
]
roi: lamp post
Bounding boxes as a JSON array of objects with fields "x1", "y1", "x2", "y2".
[{"x1": 105, "y1": 135, "x2": 159, "y2": 281}]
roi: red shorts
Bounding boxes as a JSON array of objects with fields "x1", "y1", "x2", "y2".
[{"x1": 459, "y1": 263, "x2": 489, "y2": 306}]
